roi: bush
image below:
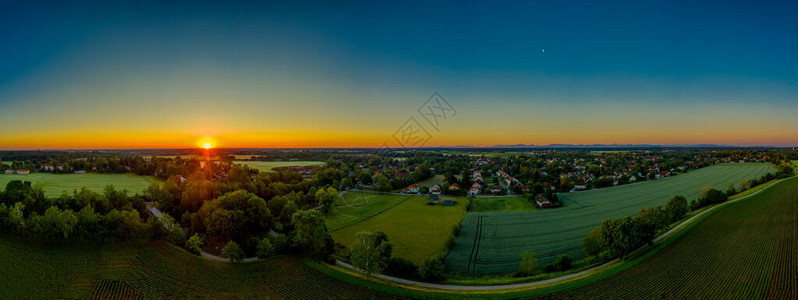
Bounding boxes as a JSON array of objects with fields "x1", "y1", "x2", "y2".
[
  {"x1": 221, "y1": 241, "x2": 245, "y2": 262},
  {"x1": 418, "y1": 255, "x2": 446, "y2": 282},
  {"x1": 256, "y1": 238, "x2": 275, "y2": 259},
  {"x1": 543, "y1": 264, "x2": 558, "y2": 273},
  {"x1": 553, "y1": 254, "x2": 573, "y2": 271},
  {"x1": 185, "y1": 233, "x2": 204, "y2": 255},
  {"x1": 383, "y1": 257, "x2": 418, "y2": 279}
]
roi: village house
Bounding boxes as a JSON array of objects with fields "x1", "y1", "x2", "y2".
[
  {"x1": 41, "y1": 164, "x2": 54, "y2": 171},
  {"x1": 430, "y1": 185, "x2": 442, "y2": 195},
  {"x1": 403, "y1": 184, "x2": 420, "y2": 194},
  {"x1": 15, "y1": 169, "x2": 30, "y2": 175},
  {"x1": 535, "y1": 195, "x2": 552, "y2": 208},
  {"x1": 4, "y1": 169, "x2": 14, "y2": 175}
]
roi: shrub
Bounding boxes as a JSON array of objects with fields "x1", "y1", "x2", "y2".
[
  {"x1": 553, "y1": 254, "x2": 573, "y2": 271},
  {"x1": 256, "y1": 238, "x2": 275, "y2": 259},
  {"x1": 185, "y1": 233, "x2": 204, "y2": 255},
  {"x1": 418, "y1": 255, "x2": 446, "y2": 282},
  {"x1": 383, "y1": 257, "x2": 418, "y2": 279},
  {"x1": 221, "y1": 241, "x2": 245, "y2": 262}
]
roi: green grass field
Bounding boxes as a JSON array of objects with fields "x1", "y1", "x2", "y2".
[
  {"x1": 1, "y1": 161, "x2": 11, "y2": 166},
  {"x1": 331, "y1": 196, "x2": 470, "y2": 264},
  {"x1": 468, "y1": 196, "x2": 535, "y2": 212},
  {"x1": 446, "y1": 163, "x2": 776, "y2": 275},
  {"x1": 528, "y1": 176, "x2": 798, "y2": 299},
  {"x1": 324, "y1": 192, "x2": 410, "y2": 231},
  {"x1": 415, "y1": 174, "x2": 446, "y2": 187},
  {"x1": 234, "y1": 160, "x2": 325, "y2": 172},
  {"x1": 0, "y1": 173, "x2": 160, "y2": 198},
  {"x1": 0, "y1": 236, "x2": 394, "y2": 299}
]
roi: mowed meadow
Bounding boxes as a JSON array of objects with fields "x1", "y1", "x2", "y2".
[
  {"x1": 0, "y1": 173, "x2": 159, "y2": 197},
  {"x1": 446, "y1": 163, "x2": 776, "y2": 275},
  {"x1": 329, "y1": 192, "x2": 469, "y2": 264}
]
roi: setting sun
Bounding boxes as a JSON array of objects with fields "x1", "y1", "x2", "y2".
[{"x1": 203, "y1": 142, "x2": 213, "y2": 149}]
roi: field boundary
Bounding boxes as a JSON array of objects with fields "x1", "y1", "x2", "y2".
[{"x1": 330, "y1": 176, "x2": 788, "y2": 292}]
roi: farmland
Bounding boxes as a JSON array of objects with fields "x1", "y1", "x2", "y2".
[
  {"x1": 527, "y1": 176, "x2": 798, "y2": 299},
  {"x1": 324, "y1": 192, "x2": 410, "y2": 231},
  {"x1": 0, "y1": 235, "x2": 397, "y2": 299},
  {"x1": 233, "y1": 160, "x2": 325, "y2": 172},
  {"x1": 331, "y1": 195, "x2": 469, "y2": 264},
  {"x1": 0, "y1": 173, "x2": 160, "y2": 198},
  {"x1": 446, "y1": 163, "x2": 776, "y2": 275}
]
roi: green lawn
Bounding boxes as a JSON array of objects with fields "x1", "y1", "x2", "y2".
[
  {"x1": 324, "y1": 192, "x2": 410, "y2": 231},
  {"x1": 415, "y1": 175, "x2": 446, "y2": 187},
  {"x1": 331, "y1": 196, "x2": 470, "y2": 264},
  {"x1": 234, "y1": 160, "x2": 325, "y2": 172},
  {"x1": 447, "y1": 163, "x2": 777, "y2": 275},
  {"x1": 1, "y1": 161, "x2": 11, "y2": 166},
  {"x1": 0, "y1": 173, "x2": 159, "y2": 198},
  {"x1": 468, "y1": 196, "x2": 535, "y2": 212}
]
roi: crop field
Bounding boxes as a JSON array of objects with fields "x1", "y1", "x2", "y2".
[
  {"x1": 468, "y1": 196, "x2": 535, "y2": 212},
  {"x1": 531, "y1": 176, "x2": 797, "y2": 299},
  {"x1": 0, "y1": 173, "x2": 160, "y2": 198},
  {"x1": 324, "y1": 192, "x2": 410, "y2": 231},
  {"x1": 233, "y1": 160, "x2": 325, "y2": 172},
  {"x1": 446, "y1": 163, "x2": 776, "y2": 275},
  {"x1": 0, "y1": 236, "x2": 397, "y2": 299},
  {"x1": 331, "y1": 196, "x2": 469, "y2": 264}
]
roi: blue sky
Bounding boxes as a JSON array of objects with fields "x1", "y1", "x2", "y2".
[{"x1": 1, "y1": 0, "x2": 797, "y2": 148}]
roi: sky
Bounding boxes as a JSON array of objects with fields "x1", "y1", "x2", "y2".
[{"x1": 1, "y1": 0, "x2": 797, "y2": 149}]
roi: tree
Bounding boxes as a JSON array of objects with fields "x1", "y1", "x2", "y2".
[
  {"x1": 583, "y1": 226, "x2": 602, "y2": 256},
  {"x1": 220, "y1": 241, "x2": 245, "y2": 262},
  {"x1": 634, "y1": 207, "x2": 668, "y2": 244},
  {"x1": 30, "y1": 206, "x2": 78, "y2": 242},
  {"x1": 519, "y1": 251, "x2": 538, "y2": 276},
  {"x1": 291, "y1": 210, "x2": 334, "y2": 260},
  {"x1": 181, "y1": 176, "x2": 215, "y2": 212},
  {"x1": 418, "y1": 255, "x2": 446, "y2": 282},
  {"x1": 776, "y1": 163, "x2": 796, "y2": 178},
  {"x1": 598, "y1": 217, "x2": 637, "y2": 258},
  {"x1": 185, "y1": 233, "x2": 204, "y2": 255},
  {"x1": 559, "y1": 176, "x2": 575, "y2": 192},
  {"x1": 8, "y1": 202, "x2": 25, "y2": 231},
  {"x1": 350, "y1": 230, "x2": 393, "y2": 276},
  {"x1": 726, "y1": 183, "x2": 737, "y2": 196},
  {"x1": 315, "y1": 187, "x2": 338, "y2": 214},
  {"x1": 665, "y1": 195, "x2": 688, "y2": 222},
  {"x1": 256, "y1": 238, "x2": 275, "y2": 259}
]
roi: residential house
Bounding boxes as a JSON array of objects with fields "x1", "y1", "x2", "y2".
[
  {"x1": 535, "y1": 195, "x2": 552, "y2": 208},
  {"x1": 15, "y1": 169, "x2": 30, "y2": 175},
  {"x1": 403, "y1": 184, "x2": 420, "y2": 194}
]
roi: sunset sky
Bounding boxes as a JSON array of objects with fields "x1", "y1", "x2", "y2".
[{"x1": 1, "y1": 1, "x2": 797, "y2": 149}]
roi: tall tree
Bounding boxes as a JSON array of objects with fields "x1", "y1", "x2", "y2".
[{"x1": 350, "y1": 230, "x2": 393, "y2": 276}]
